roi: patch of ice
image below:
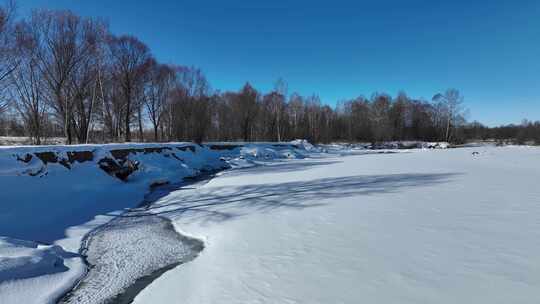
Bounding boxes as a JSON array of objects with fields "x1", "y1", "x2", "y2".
[{"x1": 60, "y1": 214, "x2": 203, "y2": 304}]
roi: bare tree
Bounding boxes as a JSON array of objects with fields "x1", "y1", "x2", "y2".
[
  {"x1": 287, "y1": 93, "x2": 304, "y2": 139},
  {"x1": 144, "y1": 60, "x2": 173, "y2": 141},
  {"x1": 272, "y1": 78, "x2": 287, "y2": 141},
  {"x1": 432, "y1": 88, "x2": 465, "y2": 142},
  {"x1": 10, "y1": 22, "x2": 47, "y2": 144},
  {"x1": 304, "y1": 95, "x2": 322, "y2": 142},
  {"x1": 370, "y1": 93, "x2": 392, "y2": 142},
  {"x1": 22, "y1": 10, "x2": 102, "y2": 144},
  {"x1": 390, "y1": 92, "x2": 407, "y2": 140},
  {"x1": 68, "y1": 20, "x2": 108, "y2": 143},
  {"x1": 166, "y1": 66, "x2": 210, "y2": 142},
  {"x1": 0, "y1": 1, "x2": 17, "y2": 112},
  {"x1": 233, "y1": 83, "x2": 258, "y2": 141},
  {"x1": 108, "y1": 35, "x2": 151, "y2": 142},
  {"x1": 347, "y1": 96, "x2": 372, "y2": 141}
]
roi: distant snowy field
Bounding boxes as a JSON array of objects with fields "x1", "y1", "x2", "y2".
[{"x1": 134, "y1": 146, "x2": 540, "y2": 304}]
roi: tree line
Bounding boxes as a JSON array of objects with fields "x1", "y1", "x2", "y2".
[{"x1": 0, "y1": 4, "x2": 537, "y2": 145}]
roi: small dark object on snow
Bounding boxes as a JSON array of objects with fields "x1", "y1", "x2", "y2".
[{"x1": 472, "y1": 151, "x2": 480, "y2": 156}]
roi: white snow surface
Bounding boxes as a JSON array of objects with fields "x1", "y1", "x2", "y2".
[
  {"x1": 133, "y1": 146, "x2": 540, "y2": 304},
  {"x1": 0, "y1": 237, "x2": 70, "y2": 282},
  {"x1": 0, "y1": 237, "x2": 84, "y2": 304}
]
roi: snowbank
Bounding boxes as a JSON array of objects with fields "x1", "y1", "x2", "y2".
[
  {"x1": 239, "y1": 143, "x2": 307, "y2": 160},
  {"x1": 0, "y1": 237, "x2": 84, "y2": 304},
  {"x1": 422, "y1": 141, "x2": 450, "y2": 149},
  {"x1": 0, "y1": 143, "x2": 230, "y2": 243},
  {"x1": 0, "y1": 237, "x2": 72, "y2": 282},
  {"x1": 318, "y1": 141, "x2": 452, "y2": 151}
]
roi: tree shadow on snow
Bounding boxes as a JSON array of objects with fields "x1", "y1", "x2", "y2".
[
  {"x1": 124, "y1": 172, "x2": 461, "y2": 224},
  {"x1": 134, "y1": 159, "x2": 343, "y2": 209},
  {"x1": 223, "y1": 159, "x2": 343, "y2": 177}
]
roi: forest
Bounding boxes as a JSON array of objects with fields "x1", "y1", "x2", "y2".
[{"x1": 0, "y1": 3, "x2": 538, "y2": 145}]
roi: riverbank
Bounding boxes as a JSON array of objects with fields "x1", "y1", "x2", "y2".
[{"x1": 0, "y1": 141, "x2": 310, "y2": 303}]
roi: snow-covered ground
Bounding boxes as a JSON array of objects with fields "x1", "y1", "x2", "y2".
[
  {"x1": 0, "y1": 136, "x2": 66, "y2": 146},
  {"x1": 0, "y1": 238, "x2": 84, "y2": 303},
  {"x1": 133, "y1": 146, "x2": 540, "y2": 304},
  {"x1": 2, "y1": 143, "x2": 540, "y2": 303}
]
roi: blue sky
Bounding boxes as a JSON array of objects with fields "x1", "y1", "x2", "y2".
[{"x1": 17, "y1": 0, "x2": 540, "y2": 126}]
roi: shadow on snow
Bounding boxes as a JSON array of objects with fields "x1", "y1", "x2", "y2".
[
  {"x1": 124, "y1": 172, "x2": 461, "y2": 224},
  {"x1": 222, "y1": 159, "x2": 343, "y2": 177}
]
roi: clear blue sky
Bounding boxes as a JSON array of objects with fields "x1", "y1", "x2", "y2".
[{"x1": 16, "y1": 0, "x2": 540, "y2": 126}]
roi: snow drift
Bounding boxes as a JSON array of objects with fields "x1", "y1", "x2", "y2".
[{"x1": 0, "y1": 237, "x2": 74, "y2": 283}]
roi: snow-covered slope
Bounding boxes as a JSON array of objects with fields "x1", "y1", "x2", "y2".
[
  {"x1": 133, "y1": 146, "x2": 540, "y2": 304},
  {"x1": 0, "y1": 143, "x2": 228, "y2": 244}
]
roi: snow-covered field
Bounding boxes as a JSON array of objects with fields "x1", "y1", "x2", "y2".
[
  {"x1": 134, "y1": 146, "x2": 540, "y2": 304},
  {"x1": 0, "y1": 136, "x2": 66, "y2": 146},
  {"x1": 1, "y1": 143, "x2": 540, "y2": 303}
]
